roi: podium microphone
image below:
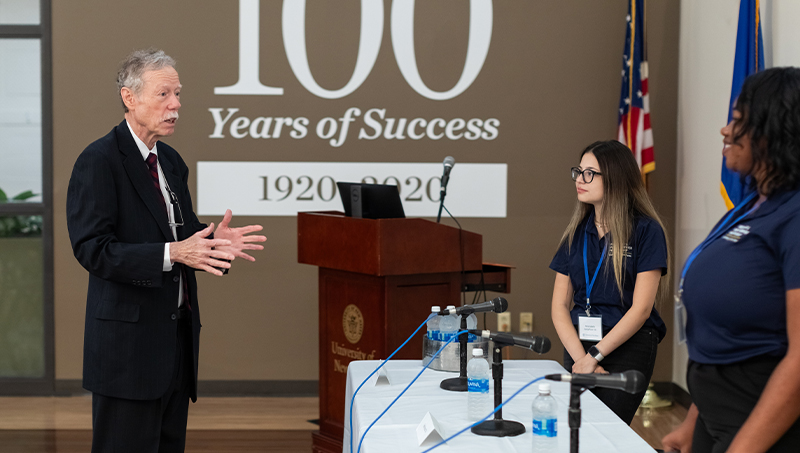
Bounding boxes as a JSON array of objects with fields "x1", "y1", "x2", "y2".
[
  {"x1": 470, "y1": 330, "x2": 551, "y2": 354},
  {"x1": 545, "y1": 370, "x2": 647, "y2": 394},
  {"x1": 436, "y1": 156, "x2": 455, "y2": 223},
  {"x1": 440, "y1": 297, "x2": 507, "y2": 316},
  {"x1": 440, "y1": 156, "x2": 455, "y2": 191}
]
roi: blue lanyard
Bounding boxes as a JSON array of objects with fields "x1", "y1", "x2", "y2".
[
  {"x1": 583, "y1": 227, "x2": 609, "y2": 315},
  {"x1": 679, "y1": 191, "x2": 759, "y2": 292}
]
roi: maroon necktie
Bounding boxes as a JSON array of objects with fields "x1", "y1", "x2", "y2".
[
  {"x1": 145, "y1": 153, "x2": 190, "y2": 309},
  {"x1": 145, "y1": 153, "x2": 167, "y2": 214}
]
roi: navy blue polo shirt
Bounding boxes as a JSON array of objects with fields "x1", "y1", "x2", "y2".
[
  {"x1": 683, "y1": 187, "x2": 800, "y2": 364},
  {"x1": 550, "y1": 212, "x2": 668, "y2": 342}
]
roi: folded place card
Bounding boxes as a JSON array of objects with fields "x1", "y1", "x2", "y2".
[
  {"x1": 416, "y1": 411, "x2": 446, "y2": 447},
  {"x1": 374, "y1": 367, "x2": 392, "y2": 386}
]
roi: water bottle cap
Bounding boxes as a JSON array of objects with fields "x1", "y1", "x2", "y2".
[
  {"x1": 446, "y1": 305, "x2": 456, "y2": 310},
  {"x1": 431, "y1": 306, "x2": 441, "y2": 312},
  {"x1": 472, "y1": 348, "x2": 483, "y2": 356},
  {"x1": 538, "y1": 383, "x2": 551, "y2": 394}
]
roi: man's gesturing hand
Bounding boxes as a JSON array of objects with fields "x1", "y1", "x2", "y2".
[
  {"x1": 170, "y1": 223, "x2": 235, "y2": 276},
  {"x1": 212, "y1": 209, "x2": 267, "y2": 262}
]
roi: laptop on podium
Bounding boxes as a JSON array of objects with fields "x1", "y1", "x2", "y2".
[{"x1": 336, "y1": 182, "x2": 405, "y2": 219}]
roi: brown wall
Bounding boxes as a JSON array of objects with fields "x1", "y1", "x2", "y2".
[{"x1": 52, "y1": 1, "x2": 679, "y2": 382}]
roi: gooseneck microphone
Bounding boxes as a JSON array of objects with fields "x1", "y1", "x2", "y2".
[
  {"x1": 436, "y1": 156, "x2": 455, "y2": 223},
  {"x1": 469, "y1": 329, "x2": 551, "y2": 354},
  {"x1": 439, "y1": 297, "x2": 507, "y2": 316},
  {"x1": 544, "y1": 370, "x2": 647, "y2": 394}
]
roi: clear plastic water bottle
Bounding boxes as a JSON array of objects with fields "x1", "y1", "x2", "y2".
[
  {"x1": 467, "y1": 348, "x2": 492, "y2": 421},
  {"x1": 466, "y1": 313, "x2": 478, "y2": 342},
  {"x1": 438, "y1": 305, "x2": 458, "y2": 342},
  {"x1": 532, "y1": 383, "x2": 558, "y2": 452},
  {"x1": 426, "y1": 306, "x2": 441, "y2": 340},
  {"x1": 423, "y1": 306, "x2": 442, "y2": 367}
]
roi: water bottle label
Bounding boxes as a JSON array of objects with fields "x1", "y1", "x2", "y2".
[
  {"x1": 428, "y1": 330, "x2": 439, "y2": 340},
  {"x1": 467, "y1": 378, "x2": 489, "y2": 393},
  {"x1": 532, "y1": 418, "x2": 557, "y2": 437},
  {"x1": 468, "y1": 333, "x2": 477, "y2": 342}
]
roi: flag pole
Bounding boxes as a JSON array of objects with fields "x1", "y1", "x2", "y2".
[
  {"x1": 643, "y1": 0, "x2": 648, "y2": 62},
  {"x1": 642, "y1": 0, "x2": 651, "y2": 191},
  {"x1": 755, "y1": 0, "x2": 760, "y2": 73}
]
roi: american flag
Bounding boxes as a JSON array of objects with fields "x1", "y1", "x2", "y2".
[{"x1": 618, "y1": 0, "x2": 655, "y2": 176}]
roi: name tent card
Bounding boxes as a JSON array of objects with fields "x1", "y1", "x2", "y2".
[
  {"x1": 416, "y1": 412, "x2": 446, "y2": 447},
  {"x1": 374, "y1": 367, "x2": 392, "y2": 386}
]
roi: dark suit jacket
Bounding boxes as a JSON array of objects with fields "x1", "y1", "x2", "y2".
[{"x1": 67, "y1": 120, "x2": 205, "y2": 402}]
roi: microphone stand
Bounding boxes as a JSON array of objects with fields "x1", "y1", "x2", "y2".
[
  {"x1": 436, "y1": 187, "x2": 447, "y2": 223},
  {"x1": 436, "y1": 185, "x2": 447, "y2": 223},
  {"x1": 569, "y1": 384, "x2": 587, "y2": 453},
  {"x1": 471, "y1": 343, "x2": 526, "y2": 437},
  {"x1": 440, "y1": 314, "x2": 469, "y2": 392}
]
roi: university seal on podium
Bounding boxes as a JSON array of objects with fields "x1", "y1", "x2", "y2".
[{"x1": 342, "y1": 304, "x2": 364, "y2": 344}]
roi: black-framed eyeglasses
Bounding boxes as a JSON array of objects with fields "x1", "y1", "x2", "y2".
[
  {"x1": 161, "y1": 176, "x2": 184, "y2": 227},
  {"x1": 571, "y1": 167, "x2": 602, "y2": 184}
]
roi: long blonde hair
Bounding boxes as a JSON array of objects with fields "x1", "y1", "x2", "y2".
[{"x1": 559, "y1": 141, "x2": 670, "y2": 306}]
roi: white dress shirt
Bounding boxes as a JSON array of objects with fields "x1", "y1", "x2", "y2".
[{"x1": 126, "y1": 121, "x2": 184, "y2": 307}]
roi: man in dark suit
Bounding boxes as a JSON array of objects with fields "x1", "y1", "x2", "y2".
[{"x1": 66, "y1": 49, "x2": 266, "y2": 453}]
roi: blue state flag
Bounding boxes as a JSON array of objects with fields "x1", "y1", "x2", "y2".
[{"x1": 721, "y1": 0, "x2": 765, "y2": 209}]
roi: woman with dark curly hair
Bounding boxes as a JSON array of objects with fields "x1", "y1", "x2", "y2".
[{"x1": 663, "y1": 67, "x2": 800, "y2": 453}]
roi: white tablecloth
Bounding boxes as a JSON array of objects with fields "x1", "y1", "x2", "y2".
[{"x1": 343, "y1": 359, "x2": 655, "y2": 453}]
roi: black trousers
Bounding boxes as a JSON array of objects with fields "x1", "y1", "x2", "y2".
[
  {"x1": 563, "y1": 326, "x2": 658, "y2": 425},
  {"x1": 91, "y1": 315, "x2": 194, "y2": 453},
  {"x1": 688, "y1": 357, "x2": 800, "y2": 453}
]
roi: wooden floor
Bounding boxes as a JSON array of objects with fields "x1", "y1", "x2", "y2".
[
  {"x1": 0, "y1": 395, "x2": 686, "y2": 452},
  {"x1": 0, "y1": 396, "x2": 318, "y2": 430},
  {"x1": 633, "y1": 404, "x2": 689, "y2": 452},
  {"x1": 0, "y1": 430, "x2": 313, "y2": 453}
]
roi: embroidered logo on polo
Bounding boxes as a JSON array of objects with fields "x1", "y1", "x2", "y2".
[
  {"x1": 723, "y1": 224, "x2": 751, "y2": 243},
  {"x1": 608, "y1": 244, "x2": 633, "y2": 258}
]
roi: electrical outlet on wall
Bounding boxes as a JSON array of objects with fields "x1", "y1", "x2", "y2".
[
  {"x1": 520, "y1": 312, "x2": 533, "y2": 332},
  {"x1": 497, "y1": 312, "x2": 512, "y2": 332}
]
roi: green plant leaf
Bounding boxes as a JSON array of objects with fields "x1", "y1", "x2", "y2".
[
  {"x1": 12, "y1": 191, "x2": 37, "y2": 201},
  {"x1": 0, "y1": 188, "x2": 7, "y2": 202}
]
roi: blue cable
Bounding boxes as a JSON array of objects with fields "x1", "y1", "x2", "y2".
[
  {"x1": 348, "y1": 312, "x2": 437, "y2": 453},
  {"x1": 356, "y1": 330, "x2": 466, "y2": 453},
  {"x1": 420, "y1": 375, "x2": 546, "y2": 453}
]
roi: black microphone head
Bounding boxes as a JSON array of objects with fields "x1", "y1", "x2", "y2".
[
  {"x1": 492, "y1": 297, "x2": 508, "y2": 313},
  {"x1": 536, "y1": 336, "x2": 551, "y2": 354},
  {"x1": 622, "y1": 370, "x2": 647, "y2": 394},
  {"x1": 443, "y1": 156, "x2": 455, "y2": 169}
]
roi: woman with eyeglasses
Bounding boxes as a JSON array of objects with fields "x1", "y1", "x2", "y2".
[
  {"x1": 661, "y1": 67, "x2": 800, "y2": 453},
  {"x1": 549, "y1": 140, "x2": 670, "y2": 424}
]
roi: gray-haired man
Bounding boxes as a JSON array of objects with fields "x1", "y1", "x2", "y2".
[{"x1": 66, "y1": 48, "x2": 265, "y2": 452}]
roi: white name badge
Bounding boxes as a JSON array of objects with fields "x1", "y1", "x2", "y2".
[
  {"x1": 674, "y1": 294, "x2": 687, "y2": 345},
  {"x1": 578, "y1": 315, "x2": 603, "y2": 341}
]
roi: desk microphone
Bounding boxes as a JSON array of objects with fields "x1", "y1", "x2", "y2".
[
  {"x1": 469, "y1": 330, "x2": 551, "y2": 354},
  {"x1": 544, "y1": 370, "x2": 646, "y2": 394},
  {"x1": 440, "y1": 297, "x2": 507, "y2": 316}
]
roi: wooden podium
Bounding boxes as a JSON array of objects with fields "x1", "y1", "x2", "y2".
[{"x1": 298, "y1": 211, "x2": 483, "y2": 453}]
